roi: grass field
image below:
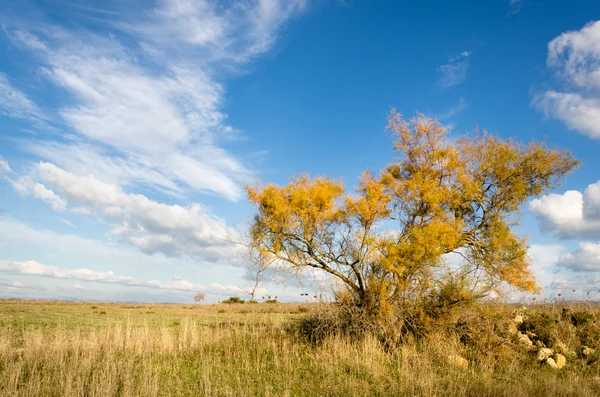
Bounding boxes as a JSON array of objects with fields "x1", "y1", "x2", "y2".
[{"x1": 1, "y1": 299, "x2": 600, "y2": 396}]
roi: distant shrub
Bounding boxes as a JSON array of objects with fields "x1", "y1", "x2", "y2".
[
  {"x1": 519, "y1": 311, "x2": 556, "y2": 346},
  {"x1": 99, "y1": 311, "x2": 107, "y2": 315},
  {"x1": 222, "y1": 297, "x2": 245, "y2": 304},
  {"x1": 90, "y1": 306, "x2": 98, "y2": 309},
  {"x1": 264, "y1": 299, "x2": 279, "y2": 304},
  {"x1": 247, "y1": 300, "x2": 259, "y2": 304},
  {"x1": 217, "y1": 309, "x2": 226, "y2": 313},
  {"x1": 570, "y1": 311, "x2": 595, "y2": 327}
]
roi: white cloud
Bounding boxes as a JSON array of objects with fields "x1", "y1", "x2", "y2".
[
  {"x1": 12, "y1": 177, "x2": 67, "y2": 211},
  {"x1": 530, "y1": 181, "x2": 600, "y2": 274},
  {"x1": 0, "y1": 259, "x2": 135, "y2": 284},
  {"x1": 0, "y1": 279, "x2": 24, "y2": 288},
  {"x1": 0, "y1": 259, "x2": 250, "y2": 295},
  {"x1": 0, "y1": 157, "x2": 11, "y2": 173},
  {"x1": 12, "y1": 162, "x2": 243, "y2": 262},
  {"x1": 557, "y1": 242, "x2": 600, "y2": 272},
  {"x1": 528, "y1": 244, "x2": 565, "y2": 276},
  {"x1": 437, "y1": 51, "x2": 470, "y2": 89},
  {"x1": 533, "y1": 91, "x2": 600, "y2": 139},
  {"x1": 0, "y1": 215, "x2": 241, "y2": 273},
  {"x1": 439, "y1": 97, "x2": 469, "y2": 120},
  {"x1": 507, "y1": 0, "x2": 522, "y2": 16},
  {"x1": 0, "y1": 73, "x2": 46, "y2": 122},
  {"x1": 533, "y1": 21, "x2": 600, "y2": 139},
  {"x1": 547, "y1": 21, "x2": 600, "y2": 89},
  {"x1": 4, "y1": 1, "x2": 306, "y2": 202},
  {"x1": 530, "y1": 181, "x2": 600, "y2": 239}
]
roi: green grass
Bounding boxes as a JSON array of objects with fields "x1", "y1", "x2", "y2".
[{"x1": 1, "y1": 299, "x2": 599, "y2": 396}]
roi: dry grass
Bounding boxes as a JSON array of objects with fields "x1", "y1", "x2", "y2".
[{"x1": 1, "y1": 299, "x2": 599, "y2": 396}]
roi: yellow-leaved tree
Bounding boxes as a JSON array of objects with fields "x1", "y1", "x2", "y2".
[{"x1": 247, "y1": 112, "x2": 577, "y2": 315}]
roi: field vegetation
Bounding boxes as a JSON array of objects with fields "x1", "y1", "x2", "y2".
[{"x1": 1, "y1": 299, "x2": 600, "y2": 396}]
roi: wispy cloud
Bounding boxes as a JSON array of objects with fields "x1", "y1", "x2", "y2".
[
  {"x1": 4, "y1": 0, "x2": 306, "y2": 201},
  {"x1": 0, "y1": 279, "x2": 24, "y2": 289},
  {"x1": 436, "y1": 51, "x2": 471, "y2": 89},
  {"x1": 507, "y1": 0, "x2": 523, "y2": 16},
  {"x1": 532, "y1": 21, "x2": 600, "y2": 140},
  {"x1": 439, "y1": 97, "x2": 469, "y2": 120},
  {"x1": 0, "y1": 157, "x2": 11, "y2": 173},
  {"x1": 0, "y1": 259, "x2": 254, "y2": 295},
  {"x1": 0, "y1": 73, "x2": 47, "y2": 122}
]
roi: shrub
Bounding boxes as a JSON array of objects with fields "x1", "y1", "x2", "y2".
[
  {"x1": 519, "y1": 311, "x2": 557, "y2": 347},
  {"x1": 222, "y1": 296, "x2": 245, "y2": 304}
]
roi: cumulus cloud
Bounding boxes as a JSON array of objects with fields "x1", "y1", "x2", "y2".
[
  {"x1": 0, "y1": 216, "x2": 243, "y2": 276},
  {"x1": 530, "y1": 180, "x2": 600, "y2": 272},
  {"x1": 556, "y1": 242, "x2": 600, "y2": 272},
  {"x1": 436, "y1": 51, "x2": 471, "y2": 89},
  {"x1": 533, "y1": 21, "x2": 600, "y2": 139},
  {"x1": 12, "y1": 177, "x2": 67, "y2": 211},
  {"x1": 529, "y1": 181, "x2": 600, "y2": 239},
  {"x1": 0, "y1": 259, "x2": 251, "y2": 295},
  {"x1": 12, "y1": 162, "x2": 242, "y2": 262}
]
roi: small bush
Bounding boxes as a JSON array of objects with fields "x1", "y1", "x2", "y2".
[
  {"x1": 571, "y1": 311, "x2": 595, "y2": 327},
  {"x1": 222, "y1": 297, "x2": 245, "y2": 304},
  {"x1": 290, "y1": 304, "x2": 388, "y2": 345},
  {"x1": 519, "y1": 311, "x2": 557, "y2": 346},
  {"x1": 247, "y1": 300, "x2": 259, "y2": 304},
  {"x1": 264, "y1": 299, "x2": 279, "y2": 304},
  {"x1": 577, "y1": 323, "x2": 600, "y2": 347},
  {"x1": 99, "y1": 311, "x2": 107, "y2": 315}
]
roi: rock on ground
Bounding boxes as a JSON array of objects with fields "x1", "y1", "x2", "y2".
[
  {"x1": 447, "y1": 354, "x2": 468, "y2": 368},
  {"x1": 537, "y1": 348, "x2": 553, "y2": 361},
  {"x1": 583, "y1": 346, "x2": 596, "y2": 357},
  {"x1": 513, "y1": 314, "x2": 524, "y2": 325},
  {"x1": 517, "y1": 332, "x2": 534, "y2": 349},
  {"x1": 554, "y1": 353, "x2": 566, "y2": 369}
]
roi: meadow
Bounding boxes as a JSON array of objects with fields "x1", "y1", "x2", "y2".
[{"x1": 1, "y1": 299, "x2": 600, "y2": 396}]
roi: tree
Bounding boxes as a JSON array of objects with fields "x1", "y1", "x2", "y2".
[
  {"x1": 193, "y1": 292, "x2": 206, "y2": 303},
  {"x1": 247, "y1": 112, "x2": 577, "y2": 314}
]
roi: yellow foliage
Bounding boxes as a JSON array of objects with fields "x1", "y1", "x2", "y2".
[{"x1": 246, "y1": 112, "x2": 578, "y2": 312}]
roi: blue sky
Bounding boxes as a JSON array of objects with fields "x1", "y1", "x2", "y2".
[{"x1": 1, "y1": 0, "x2": 600, "y2": 303}]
